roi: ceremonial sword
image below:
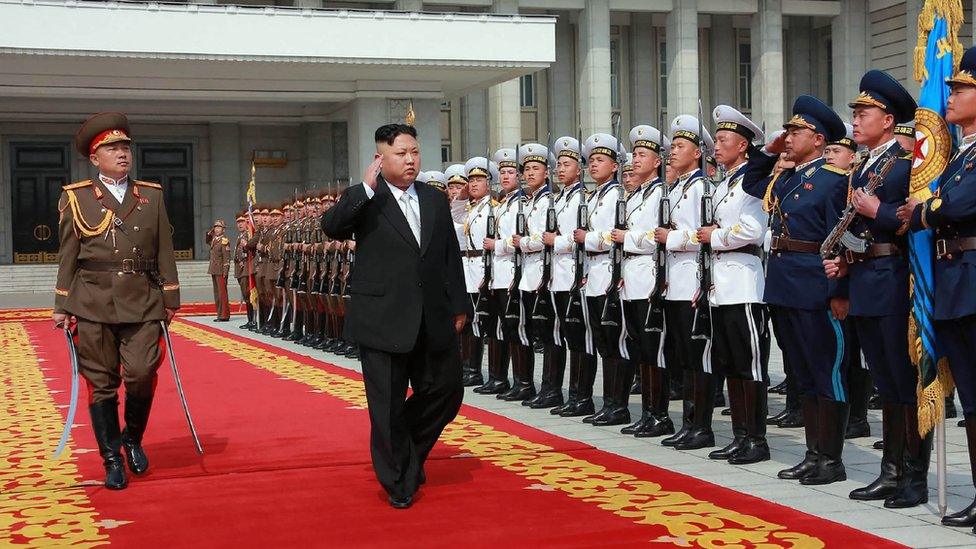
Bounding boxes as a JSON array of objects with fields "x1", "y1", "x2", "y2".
[
  {"x1": 160, "y1": 321, "x2": 204, "y2": 455},
  {"x1": 51, "y1": 326, "x2": 80, "y2": 460}
]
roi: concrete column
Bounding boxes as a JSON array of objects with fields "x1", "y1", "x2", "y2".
[
  {"x1": 462, "y1": 90, "x2": 489, "y2": 158},
  {"x1": 709, "y1": 15, "x2": 736, "y2": 108},
  {"x1": 831, "y1": 1, "x2": 868, "y2": 115},
  {"x1": 666, "y1": 0, "x2": 699, "y2": 118},
  {"x1": 411, "y1": 99, "x2": 442, "y2": 172},
  {"x1": 208, "y1": 123, "x2": 242, "y2": 235},
  {"x1": 786, "y1": 17, "x2": 813, "y2": 107},
  {"x1": 393, "y1": 0, "x2": 423, "y2": 11},
  {"x1": 547, "y1": 13, "x2": 577, "y2": 139},
  {"x1": 750, "y1": 0, "x2": 785, "y2": 128},
  {"x1": 629, "y1": 12, "x2": 655, "y2": 126},
  {"x1": 577, "y1": 0, "x2": 612, "y2": 136},
  {"x1": 905, "y1": 0, "x2": 922, "y2": 96},
  {"x1": 304, "y1": 122, "x2": 333, "y2": 188},
  {"x1": 488, "y1": 0, "x2": 521, "y2": 149}
]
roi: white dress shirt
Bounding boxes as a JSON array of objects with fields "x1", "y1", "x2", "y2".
[
  {"x1": 99, "y1": 174, "x2": 129, "y2": 204},
  {"x1": 361, "y1": 181, "x2": 421, "y2": 229}
]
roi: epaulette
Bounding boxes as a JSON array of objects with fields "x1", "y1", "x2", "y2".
[
  {"x1": 490, "y1": 199, "x2": 500, "y2": 207},
  {"x1": 134, "y1": 180, "x2": 162, "y2": 189},
  {"x1": 62, "y1": 180, "x2": 92, "y2": 191},
  {"x1": 220, "y1": 237, "x2": 229, "y2": 245},
  {"x1": 821, "y1": 164, "x2": 847, "y2": 175}
]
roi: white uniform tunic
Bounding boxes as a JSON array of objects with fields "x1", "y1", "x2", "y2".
[
  {"x1": 463, "y1": 195, "x2": 494, "y2": 294},
  {"x1": 517, "y1": 187, "x2": 552, "y2": 292},
  {"x1": 583, "y1": 180, "x2": 626, "y2": 298},
  {"x1": 708, "y1": 163, "x2": 768, "y2": 306},
  {"x1": 490, "y1": 190, "x2": 524, "y2": 291},
  {"x1": 621, "y1": 177, "x2": 664, "y2": 301},
  {"x1": 664, "y1": 170, "x2": 706, "y2": 302},
  {"x1": 551, "y1": 183, "x2": 586, "y2": 293}
]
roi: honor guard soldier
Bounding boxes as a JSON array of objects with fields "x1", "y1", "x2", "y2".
[
  {"x1": 824, "y1": 123, "x2": 859, "y2": 171},
  {"x1": 53, "y1": 112, "x2": 181, "y2": 490},
  {"x1": 235, "y1": 213, "x2": 257, "y2": 330},
  {"x1": 573, "y1": 134, "x2": 632, "y2": 427},
  {"x1": 700, "y1": 106, "x2": 771, "y2": 463},
  {"x1": 206, "y1": 219, "x2": 232, "y2": 322},
  {"x1": 516, "y1": 144, "x2": 566, "y2": 409},
  {"x1": 612, "y1": 125, "x2": 674, "y2": 437},
  {"x1": 545, "y1": 137, "x2": 598, "y2": 417},
  {"x1": 894, "y1": 120, "x2": 916, "y2": 153},
  {"x1": 900, "y1": 47, "x2": 976, "y2": 529},
  {"x1": 483, "y1": 148, "x2": 525, "y2": 398},
  {"x1": 621, "y1": 153, "x2": 637, "y2": 193},
  {"x1": 742, "y1": 95, "x2": 850, "y2": 485},
  {"x1": 825, "y1": 69, "x2": 924, "y2": 506},
  {"x1": 461, "y1": 158, "x2": 498, "y2": 389},
  {"x1": 655, "y1": 116, "x2": 716, "y2": 450},
  {"x1": 252, "y1": 207, "x2": 269, "y2": 331},
  {"x1": 445, "y1": 164, "x2": 483, "y2": 386}
]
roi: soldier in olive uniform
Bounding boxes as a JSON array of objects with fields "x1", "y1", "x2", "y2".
[
  {"x1": 206, "y1": 219, "x2": 231, "y2": 321},
  {"x1": 53, "y1": 112, "x2": 181, "y2": 490},
  {"x1": 235, "y1": 213, "x2": 257, "y2": 330}
]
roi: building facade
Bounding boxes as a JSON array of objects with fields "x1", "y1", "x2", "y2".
[{"x1": 0, "y1": 0, "x2": 972, "y2": 264}]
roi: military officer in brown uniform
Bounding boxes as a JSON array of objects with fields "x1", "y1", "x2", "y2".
[
  {"x1": 234, "y1": 213, "x2": 257, "y2": 330},
  {"x1": 53, "y1": 112, "x2": 180, "y2": 490},
  {"x1": 206, "y1": 219, "x2": 231, "y2": 321}
]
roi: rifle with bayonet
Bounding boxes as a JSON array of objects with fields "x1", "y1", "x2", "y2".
[
  {"x1": 601, "y1": 115, "x2": 626, "y2": 327},
  {"x1": 565, "y1": 127, "x2": 588, "y2": 325},
  {"x1": 504, "y1": 145, "x2": 526, "y2": 321},
  {"x1": 644, "y1": 112, "x2": 670, "y2": 333},
  {"x1": 532, "y1": 133, "x2": 557, "y2": 322},
  {"x1": 475, "y1": 198, "x2": 496, "y2": 321},
  {"x1": 820, "y1": 156, "x2": 894, "y2": 259},
  {"x1": 691, "y1": 100, "x2": 713, "y2": 341}
]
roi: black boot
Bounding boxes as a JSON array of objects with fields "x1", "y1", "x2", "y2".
[
  {"x1": 273, "y1": 306, "x2": 289, "y2": 338},
  {"x1": 713, "y1": 374, "x2": 726, "y2": 408},
  {"x1": 943, "y1": 414, "x2": 976, "y2": 526},
  {"x1": 710, "y1": 378, "x2": 746, "y2": 460},
  {"x1": 729, "y1": 380, "x2": 770, "y2": 464},
  {"x1": 240, "y1": 302, "x2": 255, "y2": 330},
  {"x1": 630, "y1": 366, "x2": 641, "y2": 395},
  {"x1": 675, "y1": 370, "x2": 715, "y2": 450},
  {"x1": 774, "y1": 373, "x2": 805, "y2": 428},
  {"x1": 286, "y1": 310, "x2": 304, "y2": 341},
  {"x1": 635, "y1": 365, "x2": 675, "y2": 438},
  {"x1": 668, "y1": 367, "x2": 684, "y2": 400},
  {"x1": 622, "y1": 362, "x2": 653, "y2": 435},
  {"x1": 89, "y1": 398, "x2": 127, "y2": 490},
  {"x1": 769, "y1": 379, "x2": 787, "y2": 395},
  {"x1": 526, "y1": 344, "x2": 565, "y2": 409},
  {"x1": 800, "y1": 397, "x2": 848, "y2": 485},
  {"x1": 552, "y1": 350, "x2": 580, "y2": 415},
  {"x1": 662, "y1": 370, "x2": 695, "y2": 446},
  {"x1": 475, "y1": 338, "x2": 511, "y2": 395},
  {"x1": 583, "y1": 356, "x2": 616, "y2": 424},
  {"x1": 778, "y1": 395, "x2": 820, "y2": 479},
  {"x1": 500, "y1": 343, "x2": 535, "y2": 401},
  {"x1": 460, "y1": 330, "x2": 481, "y2": 387},
  {"x1": 845, "y1": 367, "x2": 872, "y2": 439},
  {"x1": 593, "y1": 358, "x2": 633, "y2": 426},
  {"x1": 884, "y1": 404, "x2": 931, "y2": 508},
  {"x1": 850, "y1": 402, "x2": 904, "y2": 500},
  {"x1": 121, "y1": 394, "x2": 153, "y2": 475},
  {"x1": 560, "y1": 353, "x2": 597, "y2": 417},
  {"x1": 946, "y1": 394, "x2": 958, "y2": 419}
]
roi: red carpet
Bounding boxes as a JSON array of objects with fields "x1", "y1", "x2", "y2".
[
  {"x1": 0, "y1": 301, "x2": 242, "y2": 323},
  {"x1": 1, "y1": 313, "x2": 905, "y2": 548}
]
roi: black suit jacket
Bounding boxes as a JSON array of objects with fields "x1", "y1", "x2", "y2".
[{"x1": 322, "y1": 177, "x2": 469, "y2": 353}]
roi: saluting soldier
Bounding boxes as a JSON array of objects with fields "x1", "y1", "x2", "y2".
[
  {"x1": 461, "y1": 158, "x2": 498, "y2": 390},
  {"x1": 234, "y1": 213, "x2": 257, "y2": 330},
  {"x1": 742, "y1": 95, "x2": 850, "y2": 486},
  {"x1": 898, "y1": 46, "x2": 976, "y2": 529},
  {"x1": 206, "y1": 219, "x2": 231, "y2": 322},
  {"x1": 612, "y1": 125, "x2": 674, "y2": 437},
  {"x1": 699, "y1": 106, "x2": 770, "y2": 463},
  {"x1": 573, "y1": 134, "x2": 632, "y2": 427},
  {"x1": 825, "y1": 69, "x2": 924, "y2": 506},
  {"x1": 53, "y1": 112, "x2": 180, "y2": 490}
]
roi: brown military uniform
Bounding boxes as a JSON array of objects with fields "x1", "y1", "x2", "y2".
[{"x1": 206, "y1": 222, "x2": 231, "y2": 321}]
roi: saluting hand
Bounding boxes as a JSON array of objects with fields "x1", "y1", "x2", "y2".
[
  {"x1": 363, "y1": 156, "x2": 383, "y2": 191},
  {"x1": 766, "y1": 132, "x2": 787, "y2": 155}
]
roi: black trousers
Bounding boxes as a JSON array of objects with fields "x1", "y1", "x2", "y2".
[
  {"x1": 852, "y1": 314, "x2": 916, "y2": 405},
  {"x1": 663, "y1": 300, "x2": 706, "y2": 372},
  {"x1": 555, "y1": 290, "x2": 589, "y2": 354},
  {"x1": 623, "y1": 299, "x2": 661, "y2": 365},
  {"x1": 586, "y1": 295, "x2": 625, "y2": 359},
  {"x1": 359, "y1": 319, "x2": 463, "y2": 499},
  {"x1": 711, "y1": 303, "x2": 770, "y2": 382},
  {"x1": 937, "y1": 315, "x2": 976, "y2": 415}
]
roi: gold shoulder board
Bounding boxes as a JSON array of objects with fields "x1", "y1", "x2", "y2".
[
  {"x1": 221, "y1": 237, "x2": 229, "y2": 245},
  {"x1": 134, "y1": 180, "x2": 162, "y2": 189},
  {"x1": 62, "y1": 180, "x2": 93, "y2": 191},
  {"x1": 821, "y1": 164, "x2": 847, "y2": 175}
]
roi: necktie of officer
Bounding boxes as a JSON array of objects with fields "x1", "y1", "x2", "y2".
[{"x1": 400, "y1": 192, "x2": 421, "y2": 245}]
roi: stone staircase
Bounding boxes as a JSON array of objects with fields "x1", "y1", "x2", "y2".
[{"x1": 0, "y1": 260, "x2": 213, "y2": 295}]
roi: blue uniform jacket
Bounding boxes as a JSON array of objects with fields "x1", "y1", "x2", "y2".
[
  {"x1": 743, "y1": 148, "x2": 847, "y2": 310},
  {"x1": 911, "y1": 144, "x2": 976, "y2": 320},
  {"x1": 846, "y1": 142, "x2": 911, "y2": 317}
]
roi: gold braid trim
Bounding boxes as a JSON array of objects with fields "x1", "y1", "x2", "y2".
[
  {"x1": 65, "y1": 189, "x2": 113, "y2": 238},
  {"x1": 914, "y1": 0, "x2": 965, "y2": 83},
  {"x1": 762, "y1": 169, "x2": 787, "y2": 213},
  {"x1": 908, "y1": 275, "x2": 957, "y2": 436}
]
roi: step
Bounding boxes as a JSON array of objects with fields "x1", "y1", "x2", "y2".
[{"x1": 0, "y1": 261, "x2": 214, "y2": 294}]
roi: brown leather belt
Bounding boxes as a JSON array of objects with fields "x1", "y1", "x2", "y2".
[
  {"x1": 936, "y1": 237, "x2": 976, "y2": 260},
  {"x1": 586, "y1": 252, "x2": 609, "y2": 259},
  {"x1": 463, "y1": 250, "x2": 483, "y2": 258},
  {"x1": 718, "y1": 244, "x2": 763, "y2": 258},
  {"x1": 79, "y1": 259, "x2": 158, "y2": 274},
  {"x1": 769, "y1": 235, "x2": 819, "y2": 254},
  {"x1": 844, "y1": 243, "x2": 901, "y2": 263}
]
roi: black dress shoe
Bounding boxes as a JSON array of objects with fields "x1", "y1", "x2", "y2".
[
  {"x1": 634, "y1": 416, "x2": 675, "y2": 438},
  {"x1": 728, "y1": 438, "x2": 770, "y2": 465},
  {"x1": 661, "y1": 426, "x2": 692, "y2": 447},
  {"x1": 708, "y1": 438, "x2": 745, "y2": 460},
  {"x1": 582, "y1": 406, "x2": 611, "y2": 424},
  {"x1": 592, "y1": 408, "x2": 630, "y2": 427},
  {"x1": 776, "y1": 409, "x2": 805, "y2": 428},
  {"x1": 526, "y1": 391, "x2": 564, "y2": 409},
  {"x1": 720, "y1": 407, "x2": 732, "y2": 416},
  {"x1": 474, "y1": 380, "x2": 510, "y2": 395},
  {"x1": 873, "y1": 439, "x2": 884, "y2": 450},
  {"x1": 942, "y1": 501, "x2": 976, "y2": 527},
  {"x1": 389, "y1": 494, "x2": 413, "y2": 509},
  {"x1": 500, "y1": 385, "x2": 536, "y2": 402},
  {"x1": 845, "y1": 418, "x2": 871, "y2": 439},
  {"x1": 122, "y1": 441, "x2": 149, "y2": 475},
  {"x1": 673, "y1": 428, "x2": 715, "y2": 450},
  {"x1": 765, "y1": 409, "x2": 788, "y2": 425},
  {"x1": 213, "y1": 318, "x2": 229, "y2": 322},
  {"x1": 769, "y1": 380, "x2": 787, "y2": 395},
  {"x1": 778, "y1": 453, "x2": 818, "y2": 480},
  {"x1": 558, "y1": 398, "x2": 595, "y2": 417},
  {"x1": 621, "y1": 415, "x2": 650, "y2": 435}
]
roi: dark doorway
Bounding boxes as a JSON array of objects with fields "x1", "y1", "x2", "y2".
[
  {"x1": 136, "y1": 144, "x2": 195, "y2": 260},
  {"x1": 10, "y1": 143, "x2": 71, "y2": 264}
]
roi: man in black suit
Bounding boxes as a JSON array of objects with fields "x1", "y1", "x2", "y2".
[{"x1": 322, "y1": 124, "x2": 468, "y2": 509}]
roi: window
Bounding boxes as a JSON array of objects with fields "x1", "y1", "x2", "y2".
[
  {"x1": 441, "y1": 144, "x2": 451, "y2": 164},
  {"x1": 737, "y1": 32, "x2": 752, "y2": 112},
  {"x1": 520, "y1": 74, "x2": 536, "y2": 108},
  {"x1": 658, "y1": 37, "x2": 668, "y2": 119},
  {"x1": 611, "y1": 39, "x2": 621, "y2": 110}
]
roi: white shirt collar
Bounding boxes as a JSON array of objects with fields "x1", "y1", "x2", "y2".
[
  {"x1": 794, "y1": 157, "x2": 820, "y2": 173},
  {"x1": 868, "y1": 138, "x2": 897, "y2": 160},
  {"x1": 961, "y1": 133, "x2": 976, "y2": 153},
  {"x1": 386, "y1": 181, "x2": 417, "y2": 201},
  {"x1": 99, "y1": 173, "x2": 128, "y2": 187}
]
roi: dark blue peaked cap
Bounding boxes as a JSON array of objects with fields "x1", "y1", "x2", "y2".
[
  {"x1": 947, "y1": 47, "x2": 976, "y2": 87},
  {"x1": 784, "y1": 95, "x2": 846, "y2": 143},
  {"x1": 849, "y1": 69, "x2": 917, "y2": 123}
]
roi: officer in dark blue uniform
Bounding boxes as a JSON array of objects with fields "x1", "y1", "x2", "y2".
[
  {"x1": 823, "y1": 70, "x2": 925, "y2": 507},
  {"x1": 742, "y1": 95, "x2": 850, "y2": 486},
  {"x1": 900, "y1": 46, "x2": 976, "y2": 530}
]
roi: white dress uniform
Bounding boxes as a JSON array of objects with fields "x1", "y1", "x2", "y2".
[
  {"x1": 518, "y1": 187, "x2": 552, "y2": 292},
  {"x1": 445, "y1": 165, "x2": 468, "y2": 254},
  {"x1": 490, "y1": 189, "x2": 522, "y2": 292},
  {"x1": 460, "y1": 158, "x2": 499, "y2": 294},
  {"x1": 622, "y1": 177, "x2": 666, "y2": 301},
  {"x1": 582, "y1": 180, "x2": 625, "y2": 299},
  {"x1": 709, "y1": 162, "x2": 768, "y2": 306}
]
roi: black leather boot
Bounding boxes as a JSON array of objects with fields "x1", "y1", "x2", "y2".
[
  {"x1": 635, "y1": 365, "x2": 674, "y2": 437},
  {"x1": 778, "y1": 395, "x2": 820, "y2": 479},
  {"x1": 286, "y1": 310, "x2": 304, "y2": 341},
  {"x1": 675, "y1": 370, "x2": 715, "y2": 450},
  {"x1": 668, "y1": 367, "x2": 684, "y2": 400},
  {"x1": 800, "y1": 397, "x2": 848, "y2": 485},
  {"x1": 622, "y1": 362, "x2": 653, "y2": 434},
  {"x1": 944, "y1": 414, "x2": 976, "y2": 526},
  {"x1": 583, "y1": 356, "x2": 616, "y2": 424},
  {"x1": 466, "y1": 334, "x2": 485, "y2": 387},
  {"x1": 630, "y1": 366, "x2": 641, "y2": 395},
  {"x1": 774, "y1": 373, "x2": 805, "y2": 428},
  {"x1": 850, "y1": 402, "x2": 904, "y2": 500},
  {"x1": 885, "y1": 404, "x2": 931, "y2": 508},
  {"x1": 475, "y1": 338, "x2": 511, "y2": 394},
  {"x1": 729, "y1": 380, "x2": 770, "y2": 464},
  {"x1": 552, "y1": 350, "x2": 580, "y2": 415},
  {"x1": 460, "y1": 330, "x2": 482, "y2": 387},
  {"x1": 273, "y1": 306, "x2": 289, "y2": 338},
  {"x1": 593, "y1": 358, "x2": 633, "y2": 426},
  {"x1": 89, "y1": 398, "x2": 127, "y2": 490},
  {"x1": 526, "y1": 344, "x2": 565, "y2": 409},
  {"x1": 946, "y1": 394, "x2": 958, "y2": 419},
  {"x1": 662, "y1": 370, "x2": 695, "y2": 447},
  {"x1": 121, "y1": 394, "x2": 152, "y2": 475},
  {"x1": 713, "y1": 374, "x2": 726, "y2": 408},
  {"x1": 845, "y1": 366, "x2": 872, "y2": 439},
  {"x1": 240, "y1": 303, "x2": 255, "y2": 330},
  {"x1": 560, "y1": 353, "x2": 597, "y2": 417},
  {"x1": 769, "y1": 379, "x2": 787, "y2": 395},
  {"x1": 710, "y1": 378, "x2": 746, "y2": 459},
  {"x1": 500, "y1": 343, "x2": 535, "y2": 401}
]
